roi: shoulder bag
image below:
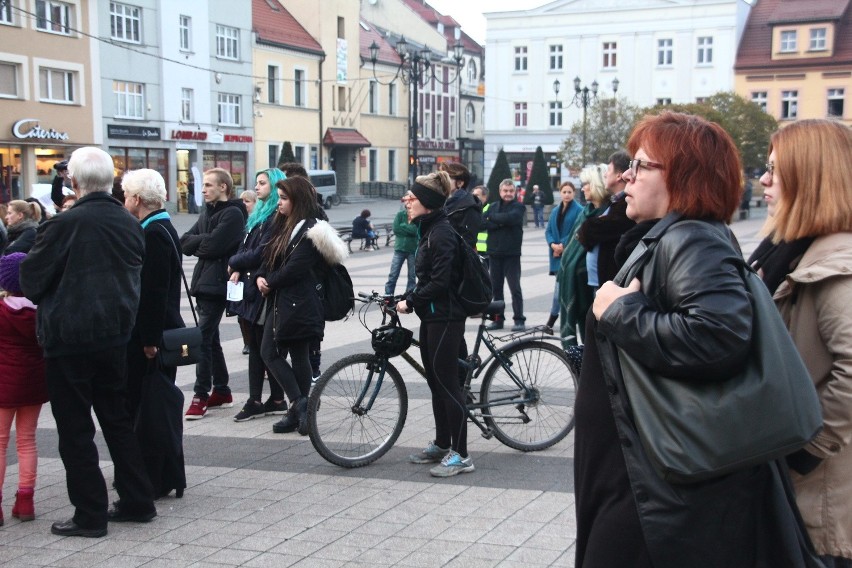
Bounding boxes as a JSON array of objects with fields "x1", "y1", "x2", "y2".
[{"x1": 614, "y1": 217, "x2": 822, "y2": 484}]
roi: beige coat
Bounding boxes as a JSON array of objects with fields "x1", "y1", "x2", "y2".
[{"x1": 775, "y1": 232, "x2": 852, "y2": 559}]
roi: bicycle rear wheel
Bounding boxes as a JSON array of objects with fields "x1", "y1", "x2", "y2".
[
  {"x1": 307, "y1": 354, "x2": 408, "y2": 467},
  {"x1": 480, "y1": 340, "x2": 576, "y2": 451}
]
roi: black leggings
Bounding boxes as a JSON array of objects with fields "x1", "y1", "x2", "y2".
[
  {"x1": 242, "y1": 317, "x2": 284, "y2": 403},
  {"x1": 260, "y1": 316, "x2": 312, "y2": 402},
  {"x1": 419, "y1": 320, "x2": 468, "y2": 457}
]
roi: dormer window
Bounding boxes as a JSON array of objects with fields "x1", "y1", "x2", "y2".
[
  {"x1": 810, "y1": 28, "x2": 826, "y2": 51},
  {"x1": 780, "y1": 30, "x2": 797, "y2": 52}
]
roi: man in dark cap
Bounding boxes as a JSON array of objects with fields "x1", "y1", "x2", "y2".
[{"x1": 51, "y1": 160, "x2": 71, "y2": 209}]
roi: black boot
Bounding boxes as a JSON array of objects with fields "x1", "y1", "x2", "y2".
[
  {"x1": 295, "y1": 397, "x2": 309, "y2": 436},
  {"x1": 272, "y1": 407, "x2": 299, "y2": 434}
]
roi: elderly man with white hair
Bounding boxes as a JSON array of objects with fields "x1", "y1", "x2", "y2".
[{"x1": 20, "y1": 147, "x2": 156, "y2": 538}]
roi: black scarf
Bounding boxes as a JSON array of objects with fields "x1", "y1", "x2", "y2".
[{"x1": 747, "y1": 236, "x2": 814, "y2": 295}]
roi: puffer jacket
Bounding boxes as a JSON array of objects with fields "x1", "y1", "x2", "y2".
[
  {"x1": 405, "y1": 209, "x2": 465, "y2": 323},
  {"x1": 264, "y1": 219, "x2": 348, "y2": 343},
  {"x1": 180, "y1": 199, "x2": 246, "y2": 299},
  {"x1": 775, "y1": 232, "x2": 852, "y2": 560},
  {"x1": 0, "y1": 297, "x2": 48, "y2": 407},
  {"x1": 592, "y1": 214, "x2": 814, "y2": 567}
]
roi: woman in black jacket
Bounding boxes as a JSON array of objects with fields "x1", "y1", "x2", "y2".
[
  {"x1": 3, "y1": 200, "x2": 41, "y2": 255},
  {"x1": 257, "y1": 176, "x2": 347, "y2": 435},
  {"x1": 396, "y1": 172, "x2": 472, "y2": 478}
]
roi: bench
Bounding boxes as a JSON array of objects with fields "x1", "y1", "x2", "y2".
[{"x1": 336, "y1": 223, "x2": 395, "y2": 253}]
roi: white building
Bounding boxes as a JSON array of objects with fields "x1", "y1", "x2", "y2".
[{"x1": 483, "y1": 0, "x2": 751, "y2": 186}]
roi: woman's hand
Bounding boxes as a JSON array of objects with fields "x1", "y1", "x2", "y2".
[
  {"x1": 143, "y1": 345, "x2": 158, "y2": 359},
  {"x1": 257, "y1": 276, "x2": 270, "y2": 296},
  {"x1": 551, "y1": 243, "x2": 564, "y2": 257},
  {"x1": 593, "y1": 278, "x2": 641, "y2": 320},
  {"x1": 229, "y1": 271, "x2": 240, "y2": 284},
  {"x1": 396, "y1": 300, "x2": 411, "y2": 314}
]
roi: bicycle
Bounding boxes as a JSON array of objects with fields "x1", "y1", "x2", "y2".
[{"x1": 306, "y1": 292, "x2": 578, "y2": 468}]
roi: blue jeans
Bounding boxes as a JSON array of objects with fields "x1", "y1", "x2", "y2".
[
  {"x1": 194, "y1": 297, "x2": 230, "y2": 397},
  {"x1": 533, "y1": 205, "x2": 545, "y2": 227},
  {"x1": 550, "y1": 278, "x2": 560, "y2": 317},
  {"x1": 385, "y1": 250, "x2": 416, "y2": 295}
]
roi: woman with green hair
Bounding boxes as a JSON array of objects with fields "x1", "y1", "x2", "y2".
[
  {"x1": 228, "y1": 168, "x2": 287, "y2": 421},
  {"x1": 557, "y1": 164, "x2": 609, "y2": 347}
]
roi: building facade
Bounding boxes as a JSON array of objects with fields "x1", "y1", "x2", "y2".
[
  {"x1": 735, "y1": 0, "x2": 851, "y2": 127},
  {"x1": 483, "y1": 0, "x2": 751, "y2": 187}
]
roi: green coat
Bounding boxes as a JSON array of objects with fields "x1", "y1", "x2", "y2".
[{"x1": 393, "y1": 208, "x2": 418, "y2": 253}]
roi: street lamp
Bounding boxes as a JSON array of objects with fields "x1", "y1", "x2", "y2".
[
  {"x1": 369, "y1": 37, "x2": 464, "y2": 185},
  {"x1": 567, "y1": 77, "x2": 619, "y2": 167}
]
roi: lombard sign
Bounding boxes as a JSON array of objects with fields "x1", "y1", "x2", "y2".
[
  {"x1": 171, "y1": 129, "x2": 208, "y2": 141},
  {"x1": 12, "y1": 118, "x2": 70, "y2": 141}
]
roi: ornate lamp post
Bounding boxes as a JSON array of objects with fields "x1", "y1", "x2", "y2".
[
  {"x1": 369, "y1": 37, "x2": 464, "y2": 185},
  {"x1": 566, "y1": 77, "x2": 619, "y2": 167}
]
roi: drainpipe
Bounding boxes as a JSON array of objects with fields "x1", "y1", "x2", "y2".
[{"x1": 318, "y1": 54, "x2": 325, "y2": 168}]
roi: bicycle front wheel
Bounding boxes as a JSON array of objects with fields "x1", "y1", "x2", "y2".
[
  {"x1": 480, "y1": 340, "x2": 576, "y2": 451},
  {"x1": 307, "y1": 354, "x2": 408, "y2": 468}
]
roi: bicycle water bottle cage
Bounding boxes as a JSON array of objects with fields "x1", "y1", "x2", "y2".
[{"x1": 371, "y1": 325, "x2": 413, "y2": 357}]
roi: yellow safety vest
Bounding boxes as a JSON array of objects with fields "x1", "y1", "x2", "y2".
[{"x1": 476, "y1": 203, "x2": 490, "y2": 253}]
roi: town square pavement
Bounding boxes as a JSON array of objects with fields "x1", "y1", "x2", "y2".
[{"x1": 0, "y1": 198, "x2": 769, "y2": 567}]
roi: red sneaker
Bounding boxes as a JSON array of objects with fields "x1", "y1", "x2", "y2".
[
  {"x1": 185, "y1": 396, "x2": 208, "y2": 420},
  {"x1": 206, "y1": 391, "x2": 233, "y2": 409}
]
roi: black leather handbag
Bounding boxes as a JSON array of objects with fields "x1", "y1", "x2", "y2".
[
  {"x1": 157, "y1": 226, "x2": 203, "y2": 367},
  {"x1": 614, "y1": 218, "x2": 823, "y2": 484}
]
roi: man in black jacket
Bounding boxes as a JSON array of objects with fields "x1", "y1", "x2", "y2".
[
  {"x1": 483, "y1": 179, "x2": 526, "y2": 331},
  {"x1": 180, "y1": 168, "x2": 247, "y2": 419},
  {"x1": 20, "y1": 146, "x2": 156, "y2": 537}
]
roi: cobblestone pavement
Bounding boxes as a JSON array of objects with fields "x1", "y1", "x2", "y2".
[{"x1": 0, "y1": 200, "x2": 767, "y2": 567}]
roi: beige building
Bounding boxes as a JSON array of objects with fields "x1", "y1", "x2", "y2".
[
  {"x1": 735, "y1": 0, "x2": 851, "y2": 126},
  {"x1": 0, "y1": 0, "x2": 98, "y2": 202}
]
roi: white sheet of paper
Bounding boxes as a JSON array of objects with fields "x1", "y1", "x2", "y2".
[{"x1": 227, "y1": 281, "x2": 244, "y2": 302}]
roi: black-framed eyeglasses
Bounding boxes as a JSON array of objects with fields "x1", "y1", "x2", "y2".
[
  {"x1": 765, "y1": 162, "x2": 775, "y2": 177},
  {"x1": 625, "y1": 159, "x2": 664, "y2": 179}
]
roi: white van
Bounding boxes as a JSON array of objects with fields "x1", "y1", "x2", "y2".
[{"x1": 307, "y1": 169, "x2": 340, "y2": 209}]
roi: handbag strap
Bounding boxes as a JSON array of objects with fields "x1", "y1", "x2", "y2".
[{"x1": 152, "y1": 222, "x2": 198, "y2": 327}]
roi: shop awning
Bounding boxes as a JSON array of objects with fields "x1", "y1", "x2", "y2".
[{"x1": 322, "y1": 128, "x2": 371, "y2": 147}]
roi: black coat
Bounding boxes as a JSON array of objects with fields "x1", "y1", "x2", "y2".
[
  {"x1": 180, "y1": 199, "x2": 246, "y2": 299},
  {"x1": 445, "y1": 189, "x2": 482, "y2": 248},
  {"x1": 4, "y1": 220, "x2": 38, "y2": 255},
  {"x1": 578, "y1": 213, "x2": 817, "y2": 568},
  {"x1": 576, "y1": 195, "x2": 635, "y2": 284},
  {"x1": 228, "y1": 218, "x2": 271, "y2": 324},
  {"x1": 20, "y1": 192, "x2": 144, "y2": 357},
  {"x1": 406, "y1": 210, "x2": 465, "y2": 323},
  {"x1": 482, "y1": 199, "x2": 525, "y2": 256}
]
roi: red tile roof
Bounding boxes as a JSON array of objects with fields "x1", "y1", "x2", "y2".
[
  {"x1": 252, "y1": 0, "x2": 323, "y2": 56},
  {"x1": 400, "y1": 0, "x2": 482, "y2": 54},
  {"x1": 323, "y1": 128, "x2": 371, "y2": 147},
  {"x1": 360, "y1": 20, "x2": 403, "y2": 67},
  {"x1": 736, "y1": 0, "x2": 852, "y2": 71}
]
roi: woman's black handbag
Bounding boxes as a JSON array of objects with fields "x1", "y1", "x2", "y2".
[
  {"x1": 614, "y1": 218, "x2": 823, "y2": 484},
  {"x1": 157, "y1": 225, "x2": 202, "y2": 367}
]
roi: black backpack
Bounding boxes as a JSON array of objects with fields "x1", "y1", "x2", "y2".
[
  {"x1": 315, "y1": 262, "x2": 354, "y2": 321},
  {"x1": 452, "y1": 231, "x2": 492, "y2": 316}
]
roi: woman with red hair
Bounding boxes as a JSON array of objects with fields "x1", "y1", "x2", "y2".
[{"x1": 574, "y1": 112, "x2": 815, "y2": 567}]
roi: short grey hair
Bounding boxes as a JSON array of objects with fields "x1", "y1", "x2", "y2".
[
  {"x1": 68, "y1": 147, "x2": 115, "y2": 195},
  {"x1": 499, "y1": 178, "x2": 515, "y2": 189},
  {"x1": 122, "y1": 169, "x2": 166, "y2": 209}
]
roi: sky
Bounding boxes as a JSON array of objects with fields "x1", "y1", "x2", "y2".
[{"x1": 420, "y1": 0, "x2": 550, "y2": 46}]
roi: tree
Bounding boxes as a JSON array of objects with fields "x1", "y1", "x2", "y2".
[
  {"x1": 486, "y1": 148, "x2": 512, "y2": 203},
  {"x1": 559, "y1": 97, "x2": 644, "y2": 170},
  {"x1": 524, "y1": 146, "x2": 554, "y2": 205},
  {"x1": 277, "y1": 141, "x2": 296, "y2": 167}
]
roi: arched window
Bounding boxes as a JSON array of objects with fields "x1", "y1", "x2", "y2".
[
  {"x1": 467, "y1": 58, "x2": 477, "y2": 84},
  {"x1": 465, "y1": 103, "x2": 475, "y2": 131}
]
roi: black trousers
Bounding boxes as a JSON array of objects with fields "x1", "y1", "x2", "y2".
[
  {"x1": 46, "y1": 347, "x2": 154, "y2": 529},
  {"x1": 260, "y1": 315, "x2": 312, "y2": 402},
  {"x1": 242, "y1": 318, "x2": 284, "y2": 403},
  {"x1": 420, "y1": 321, "x2": 468, "y2": 456},
  {"x1": 489, "y1": 254, "x2": 525, "y2": 323}
]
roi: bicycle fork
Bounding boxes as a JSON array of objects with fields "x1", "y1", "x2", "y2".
[{"x1": 352, "y1": 358, "x2": 387, "y2": 415}]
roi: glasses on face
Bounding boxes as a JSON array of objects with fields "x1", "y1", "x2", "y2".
[
  {"x1": 765, "y1": 162, "x2": 775, "y2": 177},
  {"x1": 403, "y1": 192, "x2": 418, "y2": 203},
  {"x1": 625, "y1": 159, "x2": 664, "y2": 180}
]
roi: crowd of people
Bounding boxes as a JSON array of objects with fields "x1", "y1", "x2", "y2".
[{"x1": 0, "y1": 115, "x2": 848, "y2": 568}]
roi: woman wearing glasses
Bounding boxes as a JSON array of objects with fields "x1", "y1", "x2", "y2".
[
  {"x1": 749, "y1": 120, "x2": 852, "y2": 568},
  {"x1": 574, "y1": 112, "x2": 813, "y2": 567}
]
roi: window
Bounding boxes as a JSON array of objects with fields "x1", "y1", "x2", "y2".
[
  {"x1": 217, "y1": 93, "x2": 241, "y2": 125},
  {"x1": 781, "y1": 90, "x2": 798, "y2": 119},
  {"x1": 268, "y1": 145, "x2": 278, "y2": 169},
  {"x1": 603, "y1": 42, "x2": 617, "y2": 68},
  {"x1": 810, "y1": 28, "x2": 826, "y2": 51},
  {"x1": 514, "y1": 46, "x2": 527, "y2": 72},
  {"x1": 780, "y1": 30, "x2": 797, "y2": 53},
  {"x1": 36, "y1": 0, "x2": 71, "y2": 34},
  {"x1": 549, "y1": 45, "x2": 563, "y2": 71},
  {"x1": 751, "y1": 91, "x2": 767, "y2": 112},
  {"x1": 388, "y1": 83, "x2": 397, "y2": 116},
  {"x1": 695, "y1": 97, "x2": 707, "y2": 104},
  {"x1": 179, "y1": 15, "x2": 191, "y2": 51},
  {"x1": 549, "y1": 101, "x2": 562, "y2": 127},
  {"x1": 467, "y1": 59, "x2": 477, "y2": 83},
  {"x1": 465, "y1": 103, "x2": 474, "y2": 131},
  {"x1": 656, "y1": 98, "x2": 672, "y2": 106},
  {"x1": 294, "y1": 69, "x2": 305, "y2": 107},
  {"x1": 828, "y1": 88, "x2": 844, "y2": 118},
  {"x1": 337, "y1": 16, "x2": 344, "y2": 39},
  {"x1": 267, "y1": 65, "x2": 278, "y2": 104},
  {"x1": 1, "y1": 1, "x2": 13, "y2": 25},
  {"x1": 110, "y1": 2, "x2": 140, "y2": 43},
  {"x1": 336, "y1": 86, "x2": 346, "y2": 111},
  {"x1": 697, "y1": 36, "x2": 713, "y2": 64},
  {"x1": 181, "y1": 88, "x2": 193, "y2": 122},
  {"x1": 0, "y1": 62, "x2": 19, "y2": 98},
  {"x1": 294, "y1": 145, "x2": 304, "y2": 165},
  {"x1": 39, "y1": 67, "x2": 74, "y2": 103},
  {"x1": 368, "y1": 80, "x2": 378, "y2": 114},
  {"x1": 113, "y1": 81, "x2": 144, "y2": 118},
  {"x1": 657, "y1": 39, "x2": 673, "y2": 66},
  {"x1": 424, "y1": 111, "x2": 431, "y2": 138},
  {"x1": 216, "y1": 25, "x2": 239, "y2": 60},
  {"x1": 369, "y1": 149, "x2": 378, "y2": 181},
  {"x1": 514, "y1": 102, "x2": 527, "y2": 127},
  {"x1": 388, "y1": 150, "x2": 396, "y2": 181}
]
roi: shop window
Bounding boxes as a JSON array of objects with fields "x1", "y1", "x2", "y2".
[
  {"x1": 203, "y1": 151, "x2": 247, "y2": 193},
  {"x1": 109, "y1": 147, "x2": 168, "y2": 197}
]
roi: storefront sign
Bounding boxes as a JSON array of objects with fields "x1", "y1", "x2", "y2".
[
  {"x1": 223, "y1": 134, "x2": 253, "y2": 143},
  {"x1": 417, "y1": 140, "x2": 456, "y2": 151},
  {"x1": 12, "y1": 118, "x2": 69, "y2": 141},
  {"x1": 171, "y1": 130, "x2": 207, "y2": 141},
  {"x1": 108, "y1": 125, "x2": 161, "y2": 140}
]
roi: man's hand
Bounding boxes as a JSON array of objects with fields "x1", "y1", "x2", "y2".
[
  {"x1": 593, "y1": 278, "x2": 641, "y2": 320},
  {"x1": 396, "y1": 300, "x2": 411, "y2": 314}
]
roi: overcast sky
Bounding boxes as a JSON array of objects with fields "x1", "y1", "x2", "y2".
[{"x1": 421, "y1": 0, "x2": 550, "y2": 45}]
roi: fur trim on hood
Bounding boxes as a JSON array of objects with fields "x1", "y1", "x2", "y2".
[{"x1": 306, "y1": 219, "x2": 349, "y2": 266}]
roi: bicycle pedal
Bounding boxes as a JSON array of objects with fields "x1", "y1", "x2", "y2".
[{"x1": 480, "y1": 429, "x2": 494, "y2": 440}]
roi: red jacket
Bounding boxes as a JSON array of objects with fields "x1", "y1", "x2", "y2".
[{"x1": 0, "y1": 297, "x2": 47, "y2": 407}]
